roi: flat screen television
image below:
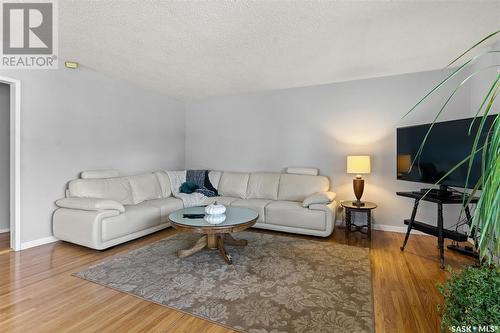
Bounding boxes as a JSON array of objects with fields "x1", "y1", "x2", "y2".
[{"x1": 396, "y1": 115, "x2": 495, "y2": 189}]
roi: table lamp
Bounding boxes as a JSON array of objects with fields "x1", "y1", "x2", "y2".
[{"x1": 347, "y1": 155, "x2": 371, "y2": 206}]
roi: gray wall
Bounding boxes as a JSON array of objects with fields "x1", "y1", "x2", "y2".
[
  {"x1": 185, "y1": 69, "x2": 481, "y2": 229},
  {"x1": 1, "y1": 50, "x2": 497, "y2": 244},
  {"x1": 470, "y1": 40, "x2": 499, "y2": 111},
  {"x1": 0, "y1": 67, "x2": 185, "y2": 243},
  {"x1": 0, "y1": 84, "x2": 9, "y2": 231}
]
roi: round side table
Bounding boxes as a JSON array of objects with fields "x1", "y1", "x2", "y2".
[{"x1": 341, "y1": 201, "x2": 377, "y2": 240}]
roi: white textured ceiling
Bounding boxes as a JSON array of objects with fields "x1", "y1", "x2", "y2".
[{"x1": 59, "y1": 1, "x2": 500, "y2": 100}]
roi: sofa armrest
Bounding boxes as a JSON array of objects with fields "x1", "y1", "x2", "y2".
[
  {"x1": 309, "y1": 201, "x2": 337, "y2": 236},
  {"x1": 309, "y1": 201, "x2": 337, "y2": 213},
  {"x1": 55, "y1": 198, "x2": 125, "y2": 213},
  {"x1": 302, "y1": 191, "x2": 336, "y2": 207},
  {"x1": 53, "y1": 208, "x2": 121, "y2": 249}
]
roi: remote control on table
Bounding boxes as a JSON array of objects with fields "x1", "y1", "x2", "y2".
[{"x1": 182, "y1": 214, "x2": 205, "y2": 219}]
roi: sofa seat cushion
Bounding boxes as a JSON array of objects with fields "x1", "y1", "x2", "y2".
[
  {"x1": 230, "y1": 199, "x2": 272, "y2": 222},
  {"x1": 143, "y1": 197, "x2": 183, "y2": 222},
  {"x1": 265, "y1": 200, "x2": 326, "y2": 231},
  {"x1": 101, "y1": 203, "x2": 161, "y2": 242}
]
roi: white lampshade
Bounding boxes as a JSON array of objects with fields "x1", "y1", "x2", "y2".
[{"x1": 347, "y1": 155, "x2": 371, "y2": 174}]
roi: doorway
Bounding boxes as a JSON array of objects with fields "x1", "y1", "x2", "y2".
[
  {"x1": 0, "y1": 83, "x2": 9, "y2": 253},
  {"x1": 0, "y1": 76, "x2": 20, "y2": 252}
]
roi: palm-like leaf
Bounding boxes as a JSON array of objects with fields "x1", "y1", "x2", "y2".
[
  {"x1": 406, "y1": 32, "x2": 499, "y2": 264},
  {"x1": 408, "y1": 67, "x2": 499, "y2": 173},
  {"x1": 446, "y1": 30, "x2": 499, "y2": 67}
]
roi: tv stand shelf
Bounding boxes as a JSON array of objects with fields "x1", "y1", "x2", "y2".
[
  {"x1": 403, "y1": 220, "x2": 467, "y2": 242},
  {"x1": 397, "y1": 191, "x2": 479, "y2": 268}
]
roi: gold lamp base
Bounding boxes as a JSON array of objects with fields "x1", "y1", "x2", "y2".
[{"x1": 352, "y1": 176, "x2": 365, "y2": 206}]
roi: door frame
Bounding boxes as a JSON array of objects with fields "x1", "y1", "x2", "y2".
[{"x1": 0, "y1": 76, "x2": 21, "y2": 251}]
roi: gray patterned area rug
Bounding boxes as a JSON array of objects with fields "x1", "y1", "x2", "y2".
[{"x1": 75, "y1": 232, "x2": 373, "y2": 333}]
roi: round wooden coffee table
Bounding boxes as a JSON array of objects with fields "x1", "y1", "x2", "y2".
[{"x1": 168, "y1": 206, "x2": 258, "y2": 264}]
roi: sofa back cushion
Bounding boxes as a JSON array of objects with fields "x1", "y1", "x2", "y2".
[
  {"x1": 154, "y1": 171, "x2": 172, "y2": 197},
  {"x1": 246, "y1": 172, "x2": 280, "y2": 200},
  {"x1": 68, "y1": 177, "x2": 134, "y2": 204},
  {"x1": 127, "y1": 173, "x2": 162, "y2": 204},
  {"x1": 208, "y1": 170, "x2": 222, "y2": 189},
  {"x1": 278, "y1": 174, "x2": 329, "y2": 201},
  {"x1": 218, "y1": 172, "x2": 250, "y2": 198}
]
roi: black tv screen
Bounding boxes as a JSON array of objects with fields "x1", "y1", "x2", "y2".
[{"x1": 396, "y1": 115, "x2": 495, "y2": 188}]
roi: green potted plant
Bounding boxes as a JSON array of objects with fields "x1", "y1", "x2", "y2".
[
  {"x1": 438, "y1": 266, "x2": 499, "y2": 331},
  {"x1": 406, "y1": 31, "x2": 499, "y2": 331}
]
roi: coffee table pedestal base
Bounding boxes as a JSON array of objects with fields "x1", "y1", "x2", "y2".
[{"x1": 177, "y1": 234, "x2": 247, "y2": 264}]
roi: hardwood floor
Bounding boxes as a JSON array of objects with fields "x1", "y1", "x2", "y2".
[
  {"x1": 0, "y1": 226, "x2": 475, "y2": 333},
  {"x1": 0, "y1": 231, "x2": 10, "y2": 253}
]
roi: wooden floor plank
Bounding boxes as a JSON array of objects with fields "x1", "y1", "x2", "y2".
[
  {"x1": 0, "y1": 226, "x2": 475, "y2": 332},
  {"x1": 0, "y1": 231, "x2": 10, "y2": 253}
]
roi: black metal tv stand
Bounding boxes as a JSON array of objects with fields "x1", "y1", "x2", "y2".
[
  {"x1": 397, "y1": 190, "x2": 479, "y2": 269},
  {"x1": 419, "y1": 184, "x2": 454, "y2": 198}
]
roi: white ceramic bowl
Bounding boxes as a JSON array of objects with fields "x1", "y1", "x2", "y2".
[
  {"x1": 205, "y1": 202, "x2": 226, "y2": 215},
  {"x1": 204, "y1": 214, "x2": 226, "y2": 225}
]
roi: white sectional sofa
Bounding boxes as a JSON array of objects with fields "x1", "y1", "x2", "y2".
[{"x1": 53, "y1": 170, "x2": 337, "y2": 250}]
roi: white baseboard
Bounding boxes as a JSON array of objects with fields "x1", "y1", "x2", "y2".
[
  {"x1": 17, "y1": 224, "x2": 424, "y2": 251},
  {"x1": 0, "y1": 228, "x2": 10, "y2": 234},
  {"x1": 21, "y1": 236, "x2": 59, "y2": 250},
  {"x1": 335, "y1": 219, "x2": 425, "y2": 235},
  {"x1": 372, "y1": 223, "x2": 425, "y2": 235}
]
